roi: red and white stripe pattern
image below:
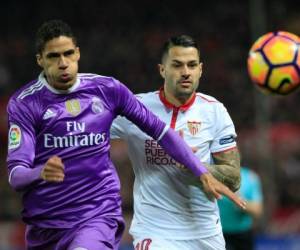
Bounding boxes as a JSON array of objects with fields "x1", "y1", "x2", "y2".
[{"x1": 135, "y1": 239, "x2": 152, "y2": 250}]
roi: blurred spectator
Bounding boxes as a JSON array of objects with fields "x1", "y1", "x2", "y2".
[{"x1": 218, "y1": 166, "x2": 263, "y2": 250}]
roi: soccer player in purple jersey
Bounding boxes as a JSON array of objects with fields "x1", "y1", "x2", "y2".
[{"x1": 6, "y1": 20, "x2": 245, "y2": 250}]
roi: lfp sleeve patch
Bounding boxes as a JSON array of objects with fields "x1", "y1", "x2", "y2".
[{"x1": 8, "y1": 124, "x2": 22, "y2": 149}]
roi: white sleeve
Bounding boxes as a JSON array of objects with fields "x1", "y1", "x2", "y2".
[{"x1": 210, "y1": 103, "x2": 237, "y2": 153}]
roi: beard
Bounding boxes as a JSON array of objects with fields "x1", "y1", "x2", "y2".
[{"x1": 175, "y1": 83, "x2": 196, "y2": 97}]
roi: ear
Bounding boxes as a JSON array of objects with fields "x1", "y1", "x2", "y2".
[
  {"x1": 158, "y1": 63, "x2": 165, "y2": 79},
  {"x1": 36, "y1": 54, "x2": 43, "y2": 67},
  {"x1": 199, "y1": 62, "x2": 203, "y2": 78},
  {"x1": 75, "y1": 47, "x2": 80, "y2": 61}
]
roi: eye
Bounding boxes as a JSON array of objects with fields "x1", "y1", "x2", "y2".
[
  {"x1": 172, "y1": 63, "x2": 181, "y2": 68},
  {"x1": 46, "y1": 53, "x2": 60, "y2": 59},
  {"x1": 64, "y1": 49, "x2": 75, "y2": 56},
  {"x1": 188, "y1": 62, "x2": 198, "y2": 68}
]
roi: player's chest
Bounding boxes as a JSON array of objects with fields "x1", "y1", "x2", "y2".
[
  {"x1": 131, "y1": 107, "x2": 214, "y2": 143},
  {"x1": 37, "y1": 95, "x2": 114, "y2": 136},
  {"x1": 164, "y1": 107, "x2": 214, "y2": 137}
]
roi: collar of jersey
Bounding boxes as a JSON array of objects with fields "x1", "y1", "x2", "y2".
[
  {"x1": 159, "y1": 87, "x2": 196, "y2": 112},
  {"x1": 40, "y1": 72, "x2": 81, "y2": 94}
]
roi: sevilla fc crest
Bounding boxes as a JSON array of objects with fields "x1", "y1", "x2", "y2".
[{"x1": 187, "y1": 121, "x2": 201, "y2": 135}]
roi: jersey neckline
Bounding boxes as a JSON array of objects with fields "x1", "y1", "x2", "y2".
[
  {"x1": 158, "y1": 87, "x2": 196, "y2": 111},
  {"x1": 40, "y1": 72, "x2": 81, "y2": 94}
]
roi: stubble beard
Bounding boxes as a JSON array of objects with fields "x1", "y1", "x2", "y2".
[{"x1": 174, "y1": 84, "x2": 195, "y2": 101}]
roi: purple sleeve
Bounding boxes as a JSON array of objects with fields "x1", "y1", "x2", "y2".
[
  {"x1": 159, "y1": 129, "x2": 208, "y2": 176},
  {"x1": 114, "y1": 81, "x2": 165, "y2": 140},
  {"x1": 9, "y1": 166, "x2": 43, "y2": 191},
  {"x1": 6, "y1": 98, "x2": 38, "y2": 190},
  {"x1": 113, "y1": 80, "x2": 207, "y2": 176}
]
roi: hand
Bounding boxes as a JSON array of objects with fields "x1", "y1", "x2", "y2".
[
  {"x1": 200, "y1": 173, "x2": 246, "y2": 210},
  {"x1": 41, "y1": 156, "x2": 65, "y2": 183}
]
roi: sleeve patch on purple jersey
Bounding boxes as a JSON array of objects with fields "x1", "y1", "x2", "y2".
[{"x1": 8, "y1": 124, "x2": 22, "y2": 149}]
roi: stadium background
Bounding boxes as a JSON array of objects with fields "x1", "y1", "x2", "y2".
[{"x1": 0, "y1": 0, "x2": 299, "y2": 249}]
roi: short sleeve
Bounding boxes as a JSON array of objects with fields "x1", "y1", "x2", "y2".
[{"x1": 210, "y1": 103, "x2": 237, "y2": 153}]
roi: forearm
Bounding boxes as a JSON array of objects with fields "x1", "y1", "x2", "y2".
[
  {"x1": 9, "y1": 165, "x2": 42, "y2": 191},
  {"x1": 206, "y1": 149, "x2": 241, "y2": 192},
  {"x1": 204, "y1": 164, "x2": 240, "y2": 191},
  {"x1": 245, "y1": 201, "x2": 263, "y2": 218}
]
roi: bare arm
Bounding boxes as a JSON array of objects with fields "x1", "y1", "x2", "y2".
[
  {"x1": 244, "y1": 201, "x2": 263, "y2": 218},
  {"x1": 203, "y1": 148, "x2": 241, "y2": 192}
]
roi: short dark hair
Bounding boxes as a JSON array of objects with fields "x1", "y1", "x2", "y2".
[
  {"x1": 35, "y1": 19, "x2": 77, "y2": 54},
  {"x1": 161, "y1": 35, "x2": 200, "y2": 62}
]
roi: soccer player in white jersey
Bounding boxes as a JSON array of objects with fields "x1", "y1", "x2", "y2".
[
  {"x1": 111, "y1": 35, "x2": 241, "y2": 250},
  {"x1": 6, "y1": 21, "x2": 244, "y2": 250}
]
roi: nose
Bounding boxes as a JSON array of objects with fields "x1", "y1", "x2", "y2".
[
  {"x1": 58, "y1": 56, "x2": 68, "y2": 69},
  {"x1": 181, "y1": 65, "x2": 190, "y2": 77}
]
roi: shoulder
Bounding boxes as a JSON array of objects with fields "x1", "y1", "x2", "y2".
[
  {"x1": 195, "y1": 92, "x2": 222, "y2": 105},
  {"x1": 135, "y1": 90, "x2": 160, "y2": 105},
  {"x1": 135, "y1": 91, "x2": 159, "y2": 99},
  {"x1": 7, "y1": 79, "x2": 44, "y2": 123},
  {"x1": 8, "y1": 78, "x2": 42, "y2": 108},
  {"x1": 78, "y1": 73, "x2": 130, "y2": 101},
  {"x1": 78, "y1": 73, "x2": 121, "y2": 89},
  {"x1": 195, "y1": 92, "x2": 227, "y2": 111}
]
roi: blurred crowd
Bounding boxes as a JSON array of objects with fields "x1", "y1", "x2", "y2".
[{"x1": 0, "y1": 0, "x2": 300, "y2": 249}]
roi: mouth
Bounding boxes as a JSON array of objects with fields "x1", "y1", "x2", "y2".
[
  {"x1": 60, "y1": 73, "x2": 72, "y2": 83},
  {"x1": 179, "y1": 80, "x2": 192, "y2": 87}
]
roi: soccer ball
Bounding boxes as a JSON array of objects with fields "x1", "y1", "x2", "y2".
[{"x1": 247, "y1": 31, "x2": 300, "y2": 95}]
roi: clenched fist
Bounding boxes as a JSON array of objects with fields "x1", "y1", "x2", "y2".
[{"x1": 41, "y1": 156, "x2": 65, "y2": 183}]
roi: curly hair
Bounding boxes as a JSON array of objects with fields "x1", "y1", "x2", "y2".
[{"x1": 35, "y1": 19, "x2": 77, "y2": 54}]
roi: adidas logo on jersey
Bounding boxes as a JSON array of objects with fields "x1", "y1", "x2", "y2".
[{"x1": 43, "y1": 109, "x2": 56, "y2": 120}]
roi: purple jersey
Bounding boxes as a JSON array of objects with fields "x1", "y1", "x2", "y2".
[{"x1": 6, "y1": 73, "x2": 166, "y2": 229}]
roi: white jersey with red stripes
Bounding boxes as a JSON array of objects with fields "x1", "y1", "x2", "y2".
[{"x1": 110, "y1": 89, "x2": 237, "y2": 240}]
